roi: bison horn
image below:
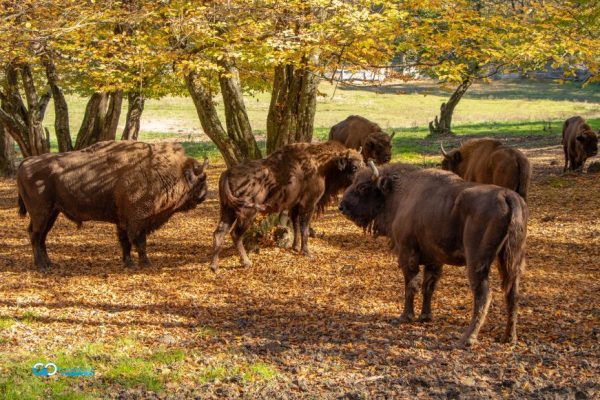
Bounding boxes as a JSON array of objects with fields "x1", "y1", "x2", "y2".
[
  {"x1": 440, "y1": 142, "x2": 448, "y2": 157},
  {"x1": 367, "y1": 159, "x2": 379, "y2": 180},
  {"x1": 202, "y1": 157, "x2": 209, "y2": 170},
  {"x1": 357, "y1": 146, "x2": 363, "y2": 154},
  {"x1": 389, "y1": 131, "x2": 395, "y2": 140}
]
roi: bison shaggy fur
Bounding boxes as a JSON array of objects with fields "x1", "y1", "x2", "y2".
[
  {"x1": 329, "y1": 115, "x2": 394, "y2": 164},
  {"x1": 441, "y1": 138, "x2": 531, "y2": 200},
  {"x1": 17, "y1": 141, "x2": 208, "y2": 269},
  {"x1": 210, "y1": 141, "x2": 363, "y2": 272},
  {"x1": 339, "y1": 162, "x2": 528, "y2": 346},
  {"x1": 562, "y1": 116, "x2": 598, "y2": 172}
]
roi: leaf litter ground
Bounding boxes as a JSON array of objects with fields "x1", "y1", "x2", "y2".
[{"x1": 0, "y1": 145, "x2": 598, "y2": 399}]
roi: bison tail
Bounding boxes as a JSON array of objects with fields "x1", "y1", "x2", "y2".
[
  {"x1": 17, "y1": 194, "x2": 27, "y2": 217},
  {"x1": 499, "y1": 194, "x2": 527, "y2": 294}
]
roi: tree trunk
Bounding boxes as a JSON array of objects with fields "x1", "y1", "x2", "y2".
[
  {"x1": 75, "y1": 91, "x2": 123, "y2": 150},
  {"x1": 266, "y1": 62, "x2": 318, "y2": 153},
  {"x1": 429, "y1": 78, "x2": 472, "y2": 136},
  {"x1": 218, "y1": 59, "x2": 261, "y2": 160},
  {"x1": 185, "y1": 72, "x2": 257, "y2": 167},
  {"x1": 0, "y1": 63, "x2": 50, "y2": 157},
  {"x1": 121, "y1": 91, "x2": 144, "y2": 140},
  {"x1": 43, "y1": 56, "x2": 72, "y2": 152},
  {"x1": 0, "y1": 123, "x2": 16, "y2": 176}
]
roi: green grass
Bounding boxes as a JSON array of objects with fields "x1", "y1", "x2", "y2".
[
  {"x1": 0, "y1": 316, "x2": 16, "y2": 330},
  {"x1": 199, "y1": 361, "x2": 278, "y2": 384},
  {"x1": 37, "y1": 79, "x2": 600, "y2": 162},
  {"x1": 0, "y1": 337, "x2": 195, "y2": 398}
]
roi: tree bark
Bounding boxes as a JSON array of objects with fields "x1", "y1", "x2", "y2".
[
  {"x1": 0, "y1": 123, "x2": 16, "y2": 176},
  {"x1": 121, "y1": 91, "x2": 145, "y2": 140},
  {"x1": 43, "y1": 56, "x2": 72, "y2": 152},
  {"x1": 218, "y1": 59, "x2": 261, "y2": 160},
  {"x1": 0, "y1": 63, "x2": 50, "y2": 157},
  {"x1": 266, "y1": 62, "x2": 318, "y2": 153},
  {"x1": 185, "y1": 72, "x2": 258, "y2": 167},
  {"x1": 429, "y1": 78, "x2": 472, "y2": 136},
  {"x1": 75, "y1": 91, "x2": 123, "y2": 150}
]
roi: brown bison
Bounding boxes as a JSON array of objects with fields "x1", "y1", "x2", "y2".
[
  {"x1": 17, "y1": 141, "x2": 208, "y2": 269},
  {"x1": 210, "y1": 141, "x2": 363, "y2": 272},
  {"x1": 440, "y1": 138, "x2": 531, "y2": 200},
  {"x1": 329, "y1": 115, "x2": 394, "y2": 164},
  {"x1": 339, "y1": 162, "x2": 528, "y2": 346},
  {"x1": 562, "y1": 116, "x2": 598, "y2": 172}
]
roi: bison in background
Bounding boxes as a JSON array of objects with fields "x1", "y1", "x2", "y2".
[
  {"x1": 562, "y1": 116, "x2": 598, "y2": 172},
  {"x1": 440, "y1": 138, "x2": 531, "y2": 200},
  {"x1": 17, "y1": 141, "x2": 209, "y2": 269},
  {"x1": 210, "y1": 141, "x2": 363, "y2": 272},
  {"x1": 339, "y1": 162, "x2": 528, "y2": 346},
  {"x1": 329, "y1": 115, "x2": 394, "y2": 164}
]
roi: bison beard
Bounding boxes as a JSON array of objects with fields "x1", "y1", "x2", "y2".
[
  {"x1": 339, "y1": 162, "x2": 528, "y2": 346},
  {"x1": 17, "y1": 141, "x2": 209, "y2": 269},
  {"x1": 329, "y1": 115, "x2": 394, "y2": 164},
  {"x1": 562, "y1": 116, "x2": 599, "y2": 172},
  {"x1": 440, "y1": 138, "x2": 531, "y2": 200},
  {"x1": 210, "y1": 141, "x2": 363, "y2": 272}
]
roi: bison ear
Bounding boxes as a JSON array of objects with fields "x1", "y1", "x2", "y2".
[
  {"x1": 377, "y1": 176, "x2": 394, "y2": 194},
  {"x1": 576, "y1": 135, "x2": 586, "y2": 142},
  {"x1": 184, "y1": 167, "x2": 195, "y2": 185}
]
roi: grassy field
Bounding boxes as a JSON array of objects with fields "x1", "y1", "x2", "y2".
[{"x1": 41, "y1": 79, "x2": 600, "y2": 163}]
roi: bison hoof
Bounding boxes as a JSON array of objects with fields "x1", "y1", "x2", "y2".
[
  {"x1": 138, "y1": 257, "x2": 151, "y2": 268},
  {"x1": 123, "y1": 258, "x2": 135, "y2": 268},
  {"x1": 241, "y1": 259, "x2": 252, "y2": 268},
  {"x1": 394, "y1": 314, "x2": 414, "y2": 324},
  {"x1": 209, "y1": 263, "x2": 219, "y2": 273},
  {"x1": 500, "y1": 333, "x2": 517, "y2": 345},
  {"x1": 418, "y1": 313, "x2": 433, "y2": 322},
  {"x1": 459, "y1": 335, "x2": 478, "y2": 348}
]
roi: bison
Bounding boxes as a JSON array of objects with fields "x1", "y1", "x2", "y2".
[
  {"x1": 210, "y1": 141, "x2": 363, "y2": 272},
  {"x1": 329, "y1": 115, "x2": 394, "y2": 164},
  {"x1": 562, "y1": 116, "x2": 598, "y2": 172},
  {"x1": 17, "y1": 141, "x2": 208, "y2": 269},
  {"x1": 339, "y1": 161, "x2": 528, "y2": 346},
  {"x1": 440, "y1": 138, "x2": 531, "y2": 200}
]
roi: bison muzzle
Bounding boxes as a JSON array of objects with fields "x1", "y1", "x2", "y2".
[
  {"x1": 17, "y1": 141, "x2": 208, "y2": 270},
  {"x1": 339, "y1": 161, "x2": 528, "y2": 346}
]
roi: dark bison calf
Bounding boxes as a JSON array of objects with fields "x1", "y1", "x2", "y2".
[
  {"x1": 329, "y1": 115, "x2": 394, "y2": 164},
  {"x1": 339, "y1": 162, "x2": 528, "y2": 346},
  {"x1": 17, "y1": 141, "x2": 208, "y2": 269},
  {"x1": 210, "y1": 141, "x2": 363, "y2": 272},
  {"x1": 440, "y1": 138, "x2": 531, "y2": 200},
  {"x1": 562, "y1": 116, "x2": 598, "y2": 172}
]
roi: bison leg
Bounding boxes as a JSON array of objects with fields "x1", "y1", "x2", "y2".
[
  {"x1": 290, "y1": 206, "x2": 301, "y2": 252},
  {"x1": 231, "y1": 214, "x2": 254, "y2": 268},
  {"x1": 419, "y1": 263, "x2": 443, "y2": 322},
  {"x1": 298, "y1": 209, "x2": 314, "y2": 256},
  {"x1": 117, "y1": 227, "x2": 134, "y2": 267},
  {"x1": 133, "y1": 232, "x2": 150, "y2": 267},
  {"x1": 210, "y1": 210, "x2": 235, "y2": 272},
  {"x1": 460, "y1": 263, "x2": 492, "y2": 347},
  {"x1": 29, "y1": 209, "x2": 59, "y2": 270},
  {"x1": 497, "y1": 253, "x2": 521, "y2": 344},
  {"x1": 563, "y1": 148, "x2": 569, "y2": 172},
  {"x1": 397, "y1": 253, "x2": 420, "y2": 323}
]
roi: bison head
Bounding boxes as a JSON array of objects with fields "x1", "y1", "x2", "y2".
[
  {"x1": 440, "y1": 142, "x2": 462, "y2": 172},
  {"x1": 363, "y1": 131, "x2": 394, "y2": 164},
  {"x1": 339, "y1": 160, "x2": 392, "y2": 232},
  {"x1": 183, "y1": 157, "x2": 209, "y2": 208},
  {"x1": 576, "y1": 130, "x2": 599, "y2": 158}
]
